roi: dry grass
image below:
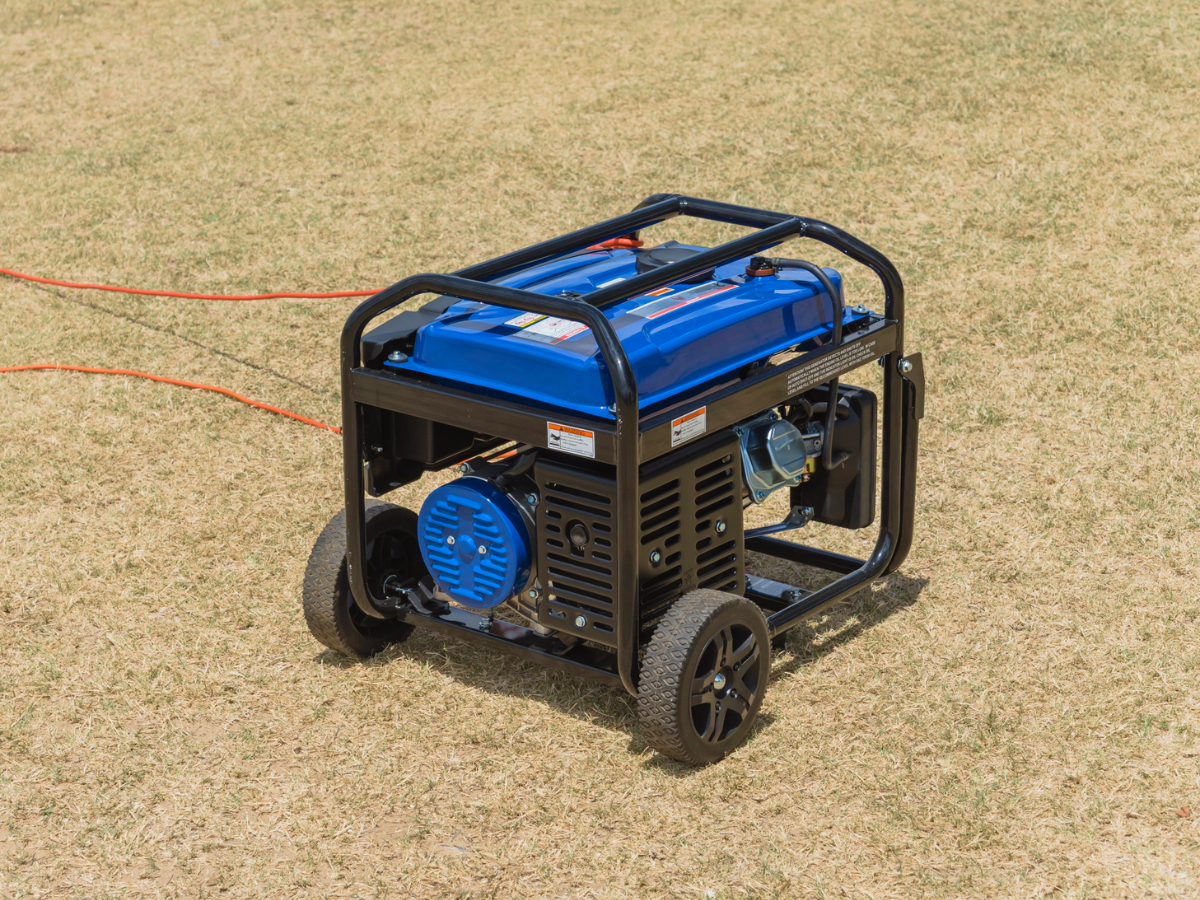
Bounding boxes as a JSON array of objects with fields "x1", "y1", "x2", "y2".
[{"x1": 2, "y1": 0, "x2": 1199, "y2": 897}]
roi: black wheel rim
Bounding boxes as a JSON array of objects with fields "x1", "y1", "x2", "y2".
[
  {"x1": 347, "y1": 527, "x2": 424, "y2": 635},
  {"x1": 689, "y1": 623, "x2": 762, "y2": 745}
]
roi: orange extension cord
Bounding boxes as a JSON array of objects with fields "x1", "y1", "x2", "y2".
[
  {"x1": 0, "y1": 242, "x2": 641, "y2": 434},
  {"x1": 0, "y1": 365, "x2": 341, "y2": 434},
  {"x1": 0, "y1": 267, "x2": 380, "y2": 300}
]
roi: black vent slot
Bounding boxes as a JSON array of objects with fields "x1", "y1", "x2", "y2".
[
  {"x1": 534, "y1": 460, "x2": 619, "y2": 647},
  {"x1": 534, "y1": 432, "x2": 745, "y2": 648},
  {"x1": 637, "y1": 431, "x2": 745, "y2": 636}
]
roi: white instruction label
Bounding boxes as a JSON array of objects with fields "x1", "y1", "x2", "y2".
[
  {"x1": 670, "y1": 406, "x2": 707, "y2": 447},
  {"x1": 547, "y1": 422, "x2": 596, "y2": 458},
  {"x1": 507, "y1": 313, "x2": 590, "y2": 344}
]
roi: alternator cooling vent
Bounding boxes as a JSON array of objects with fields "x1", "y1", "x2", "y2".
[
  {"x1": 417, "y1": 477, "x2": 532, "y2": 610},
  {"x1": 533, "y1": 461, "x2": 619, "y2": 646},
  {"x1": 533, "y1": 432, "x2": 745, "y2": 645}
]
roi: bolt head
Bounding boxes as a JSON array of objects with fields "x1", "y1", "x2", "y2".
[
  {"x1": 649, "y1": 550, "x2": 661, "y2": 565},
  {"x1": 714, "y1": 520, "x2": 726, "y2": 535},
  {"x1": 525, "y1": 493, "x2": 538, "y2": 506},
  {"x1": 458, "y1": 463, "x2": 470, "y2": 474},
  {"x1": 478, "y1": 545, "x2": 487, "y2": 555},
  {"x1": 574, "y1": 615, "x2": 586, "y2": 628},
  {"x1": 713, "y1": 672, "x2": 727, "y2": 691},
  {"x1": 528, "y1": 588, "x2": 539, "y2": 600},
  {"x1": 755, "y1": 491, "x2": 767, "y2": 501},
  {"x1": 446, "y1": 535, "x2": 456, "y2": 546},
  {"x1": 898, "y1": 358, "x2": 914, "y2": 375},
  {"x1": 387, "y1": 350, "x2": 408, "y2": 363}
]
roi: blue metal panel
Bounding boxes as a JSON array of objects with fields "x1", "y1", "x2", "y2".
[{"x1": 383, "y1": 248, "x2": 868, "y2": 419}]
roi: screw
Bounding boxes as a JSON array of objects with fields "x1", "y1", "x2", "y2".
[
  {"x1": 387, "y1": 350, "x2": 408, "y2": 363},
  {"x1": 715, "y1": 703, "x2": 721, "y2": 712},
  {"x1": 855, "y1": 304, "x2": 869, "y2": 315},
  {"x1": 528, "y1": 588, "x2": 539, "y2": 600},
  {"x1": 446, "y1": 535, "x2": 456, "y2": 546},
  {"x1": 458, "y1": 463, "x2": 471, "y2": 474},
  {"x1": 713, "y1": 672, "x2": 727, "y2": 690},
  {"x1": 574, "y1": 615, "x2": 586, "y2": 628},
  {"x1": 478, "y1": 545, "x2": 487, "y2": 555},
  {"x1": 715, "y1": 520, "x2": 726, "y2": 534},
  {"x1": 898, "y1": 358, "x2": 914, "y2": 375},
  {"x1": 649, "y1": 550, "x2": 662, "y2": 565},
  {"x1": 755, "y1": 491, "x2": 767, "y2": 501},
  {"x1": 525, "y1": 493, "x2": 538, "y2": 506},
  {"x1": 734, "y1": 427, "x2": 744, "y2": 437}
]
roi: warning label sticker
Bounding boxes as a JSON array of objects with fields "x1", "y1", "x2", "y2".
[
  {"x1": 630, "y1": 280, "x2": 736, "y2": 319},
  {"x1": 670, "y1": 406, "x2": 707, "y2": 447},
  {"x1": 506, "y1": 312, "x2": 590, "y2": 344},
  {"x1": 547, "y1": 422, "x2": 596, "y2": 458},
  {"x1": 506, "y1": 312, "x2": 545, "y2": 328},
  {"x1": 783, "y1": 339, "x2": 879, "y2": 399}
]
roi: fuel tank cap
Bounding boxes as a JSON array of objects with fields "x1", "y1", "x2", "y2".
[{"x1": 634, "y1": 242, "x2": 714, "y2": 284}]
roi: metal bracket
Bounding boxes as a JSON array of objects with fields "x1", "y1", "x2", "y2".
[
  {"x1": 898, "y1": 353, "x2": 925, "y2": 420},
  {"x1": 744, "y1": 505, "x2": 815, "y2": 539}
]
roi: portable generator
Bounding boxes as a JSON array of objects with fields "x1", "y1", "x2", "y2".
[{"x1": 302, "y1": 194, "x2": 924, "y2": 765}]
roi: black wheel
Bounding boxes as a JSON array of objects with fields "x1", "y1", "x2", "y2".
[
  {"x1": 638, "y1": 589, "x2": 770, "y2": 765},
  {"x1": 301, "y1": 502, "x2": 425, "y2": 658}
]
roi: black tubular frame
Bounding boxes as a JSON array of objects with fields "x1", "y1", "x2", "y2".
[{"x1": 340, "y1": 194, "x2": 922, "y2": 697}]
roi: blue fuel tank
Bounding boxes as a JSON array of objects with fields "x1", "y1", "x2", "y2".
[{"x1": 380, "y1": 244, "x2": 867, "y2": 420}]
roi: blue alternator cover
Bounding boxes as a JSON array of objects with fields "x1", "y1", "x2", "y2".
[{"x1": 417, "y1": 477, "x2": 532, "y2": 610}]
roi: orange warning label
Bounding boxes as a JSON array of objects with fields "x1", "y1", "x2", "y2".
[
  {"x1": 670, "y1": 406, "x2": 707, "y2": 447},
  {"x1": 547, "y1": 421, "x2": 595, "y2": 458}
]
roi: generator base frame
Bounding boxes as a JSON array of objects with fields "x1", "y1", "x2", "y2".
[{"x1": 339, "y1": 194, "x2": 924, "y2": 697}]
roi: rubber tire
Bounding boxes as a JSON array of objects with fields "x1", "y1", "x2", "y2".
[
  {"x1": 638, "y1": 589, "x2": 771, "y2": 766},
  {"x1": 301, "y1": 502, "x2": 419, "y2": 658}
]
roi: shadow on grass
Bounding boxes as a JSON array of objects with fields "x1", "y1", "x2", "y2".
[
  {"x1": 769, "y1": 568, "x2": 929, "y2": 679},
  {"x1": 312, "y1": 566, "x2": 928, "y2": 767}
]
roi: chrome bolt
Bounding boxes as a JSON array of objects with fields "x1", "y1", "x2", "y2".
[
  {"x1": 525, "y1": 493, "x2": 538, "y2": 506},
  {"x1": 715, "y1": 703, "x2": 721, "y2": 712},
  {"x1": 478, "y1": 545, "x2": 487, "y2": 555},
  {"x1": 446, "y1": 535, "x2": 456, "y2": 546},
  {"x1": 528, "y1": 588, "x2": 539, "y2": 600},
  {"x1": 387, "y1": 350, "x2": 408, "y2": 363},
  {"x1": 734, "y1": 427, "x2": 744, "y2": 436},
  {"x1": 458, "y1": 463, "x2": 471, "y2": 474},
  {"x1": 574, "y1": 615, "x2": 586, "y2": 628},
  {"x1": 898, "y1": 358, "x2": 914, "y2": 375},
  {"x1": 755, "y1": 491, "x2": 767, "y2": 501},
  {"x1": 713, "y1": 672, "x2": 727, "y2": 691},
  {"x1": 649, "y1": 550, "x2": 662, "y2": 565},
  {"x1": 714, "y1": 520, "x2": 726, "y2": 535}
]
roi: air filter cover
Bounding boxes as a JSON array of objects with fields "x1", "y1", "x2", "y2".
[{"x1": 417, "y1": 477, "x2": 532, "y2": 609}]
